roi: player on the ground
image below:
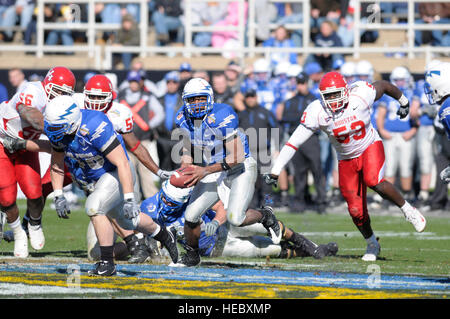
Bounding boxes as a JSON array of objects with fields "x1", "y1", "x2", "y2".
[
  {"x1": 141, "y1": 179, "x2": 338, "y2": 260},
  {"x1": 173, "y1": 78, "x2": 282, "y2": 267},
  {"x1": 264, "y1": 71, "x2": 426, "y2": 262},
  {"x1": 0, "y1": 66, "x2": 75, "y2": 258},
  {"x1": 43, "y1": 95, "x2": 178, "y2": 276},
  {"x1": 424, "y1": 61, "x2": 450, "y2": 183}
]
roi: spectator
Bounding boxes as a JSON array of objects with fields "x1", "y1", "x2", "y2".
[
  {"x1": 8, "y1": 68, "x2": 27, "y2": 93},
  {"x1": 211, "y1": 72, "x2": 233, "y2": 106},
  {"x1": 192, "y1": 70, "x2": 210, "y2": 83},
  {"x1": 310, "y1": 0, "x2": 349, "y2": 38},
  {"x1": 0, "y1": 0, "x2": 34, "y2": 42},
  {"x1": 191, "y1": 1, "x2": 228, "y2": 47},
  {"x1": 303, "y1": 61, "x2": 323, "y2": 99},
  {"x1": 178, "y1": 62, "x2": 193, "y2": 94},
  {"x1": 263, "y1": 25, "x2": 298, "y2": 68},
  {"x1": 98, "y1": 2, "x2": 140, "y2": 25},
  {"x1": 224, "y1": 60, "x2": 244, "y2": 96},
  {"x1": 305, "y1": 20, "x2": 344, "y2": 72},
  {"x1": 278, "y1": 72, "x2": 327, "y2": 213},
  {"x1": 0, "y1": 81, "x2": 8, "y2": 103},
  {"x1": 339, "y1": 61, "x2": 357, "y2": 85},
  {"x1": 237, "y1": 88, "x2": 280, "y2": 208},
  {"x1": 415, "y1": 2, "x2": 450, "y2": 47},
  {"x1": 152, "y1": 0, "x2": 183, "y2": 46},
  {"x1": 376, "y1": 67, "x2": 419, "y2": 202},
  {"x1": 112, "y1": 14, "x2": 139, "y2": 70},
  {"x1": 44, "y1": 5, "x2": 74, "y2": 52},
  {"x1": 118, "y1": 70, "x2": 165, "y2": 199},
  {"x1": 270, "y1": 61, "x2": 293, "y2": 113},
  {"x1": 24, "y1": 1, "x2": 51, "y2": 45},
  {"x1": 254, "y1": 0, "x2": 278, "y2": 43},
  {"x1": 276, "y1": 2, "x2": 304, "y2": 47},
  {"x1": 119, "y1": 68, "x2": 164, "y2": 98},
  {"x1": 211, "y1": 1, "x2": 248, "y2": 59},
  {"x1": 155, "y1": 71, "x2": 183, "y2": 172}
]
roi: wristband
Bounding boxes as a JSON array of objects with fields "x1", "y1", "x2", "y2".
[
  {"x1": 124, "y1": 192, "x2": 135, "y2": 201},
  {"x1": 398, "y1": 94, "x2": 409, "y2": 107},
  {"x1": 53, "y1": 189, "x2": 63, "y2": 197},
  {"x1": 130, "y1": 140, "x2": 141, "y2": 152}
]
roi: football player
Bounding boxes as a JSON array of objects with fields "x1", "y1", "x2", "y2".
[
  {"x1": 264, "y1": 71, "x2": 426, "y2": 261},
  {"x1": 140, "y1": 179, "x2": 338, "y2": 261},
  {"x1": 0, "y1": 66, "x2": 75, "y2": 258},
  {"x1": 43, "y1": 95, "x2": 178, "y2": 276},
  {"x1": 424, "y1": 61, "x2": 450, "y2": 183},
  {"x1": 173, "y1": 78, "x2": 282, "y2": 267}
]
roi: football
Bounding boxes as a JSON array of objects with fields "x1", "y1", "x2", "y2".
[{"x1": 169, "y1": 166, "x2": 195, "y2": 188}]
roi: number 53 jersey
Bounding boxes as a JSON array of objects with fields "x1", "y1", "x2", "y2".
[{"x1": 301, "y1": 81, "x2": 381, "y2": 160}]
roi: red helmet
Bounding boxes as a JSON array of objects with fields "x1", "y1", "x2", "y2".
[
  {"x1": 42, "y1": 66, "x2": 76, "y2": 101},
  {"x1": 319, "y1": 71, "x2": 349, "y2": 114},
  {"x1": 83, "y1": 74, "x2": 117, "y2": 112}
]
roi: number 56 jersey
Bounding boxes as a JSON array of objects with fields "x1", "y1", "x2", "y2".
[{"x1": 301, "y1": 81, "x2": 381, "y2": 160}]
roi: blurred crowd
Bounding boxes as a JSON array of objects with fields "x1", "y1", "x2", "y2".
[
  {"x1": 1, "y1": 55, "x2": 449, "y2": 214},
  {"x1": 1, "y1": 1, "x2": 449, "y2": 68}
]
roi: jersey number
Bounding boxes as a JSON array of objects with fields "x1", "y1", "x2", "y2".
[
  {"x1": 19, "y1": 93, "x2": 33, "y2": 106},
  {"x1": 125, "y1": 117, "x2": 133, "y2": 131},
  {"x1": 333, "y1": 120, "x2": 366, "y2": 144}
]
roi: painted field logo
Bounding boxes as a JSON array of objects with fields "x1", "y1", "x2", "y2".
[
  {"x1": 67, "y1": 264, "x2": 81, "y2": 289},
  {"x1": 366, "y1": 264, "x2": 381, "y2": 289}
]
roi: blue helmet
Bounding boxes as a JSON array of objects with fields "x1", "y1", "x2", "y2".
[{"x1": 182, "y1": 78, "x2": 214, "y2": 118}]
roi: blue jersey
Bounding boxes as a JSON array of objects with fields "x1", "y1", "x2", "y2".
[
  {"x1": 53, "y1": 109, "x2": 128, "y2": 184},
  {"x1": 270, "y1": 75, "x2": 291, "y2": 103},
  {"x1": 378, "y1": 87, "x2": 416, "y2": 132},
  {"x1": 240, "y1": 78, "x2": 280, "y2": 115},
  {"x1": 438, "y1": 96, "x2": 450, "y2": 139},
  {"x1": 414, "y1": 80, "x2": 435, "y2": 126},
  {"x1": 140, "y1": 195, "x2": 218, "y2": 257},
  {"x1": 175, "y1": 103, "x2": 250, "y2": 166}
]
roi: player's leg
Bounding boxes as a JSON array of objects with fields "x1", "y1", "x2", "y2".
[
  {"x1": 338, "y1": 156, "x2": 379, "y2": 261},
  {"x1": 0, "y1": 147, "x2": 28, "y2": 257},
  {"x1": 221, "y1": 235, "x2": 282, "y2": 258},
  {"x1": 365, "y1": 141, "x2": 426, "y2": 232},
  {"x1": 180, "y1": 181, "x2": 219, "y2": 266},
  {"x1": 16, "y1": 151, "x2": 45, "y2": 250},
  {"x1": 86, "y1": 220, "x2": 128, "y2": 261}
]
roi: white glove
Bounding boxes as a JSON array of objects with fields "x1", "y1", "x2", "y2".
[
  {"x1": 123, "y1": 198, "x2": 140, "y2": 219},
  {"x1": 54, "y1": 195, "x2": 70, "y2": 219},
  {"x1": 157, "y1": 169, "x2": 173, "y2": 180},
  {"x1": 204, "y1": 220, "x2": 219, "y2": 237}
]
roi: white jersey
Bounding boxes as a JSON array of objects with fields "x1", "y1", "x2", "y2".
[
  {"x1": 301, "y1": 81, "x2": 380, "y2": 160},
  {"x1": 0, "y1": 81, "x2": 47, "y2": 142},
  {"x1": 72, "y1": 92, "x2": 134, "y2": 134}
]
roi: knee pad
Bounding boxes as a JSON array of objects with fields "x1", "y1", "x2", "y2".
[{"x1": 227, "y1": 210, "x2": 246, "y2": 227}]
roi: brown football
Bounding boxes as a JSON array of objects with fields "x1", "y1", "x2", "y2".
[{"x1": 169, "y1": 166, "x2": 196, "y2": 188}]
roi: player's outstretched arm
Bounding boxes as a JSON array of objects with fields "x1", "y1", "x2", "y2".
[
  {"x1": 373, "y1": 80, "x2": 410, "y2": 119},
  {"x1": 50, "y1": 150, "x2": 71, "y2": 219},
  {"x1": 17, "y1": 104, "x2": 44, "y2": 131}
]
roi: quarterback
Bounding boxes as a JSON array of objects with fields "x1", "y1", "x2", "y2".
[{"x1": 265, "y1": 71, "x2": 426, "y2": 261}]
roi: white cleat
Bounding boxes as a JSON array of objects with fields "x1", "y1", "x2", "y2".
[
  {"x1": 361, "y1": 240, "x2": 380, "y2": 262},
  {"x1": 14, "y1": 228, "x2": 29, "y2": 258},
  {"x1": 28, "y1": 222, "x2": 45, "y2": 250},
  {"x1": 404, "y1": 208, "x2": 426, "y2": 233}
]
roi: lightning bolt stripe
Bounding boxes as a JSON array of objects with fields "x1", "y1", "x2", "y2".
[
  {"x1": 425, "y1": 70, "x2": 441, "y2": 78},
  {"x1": 58, "y1": 103, "x2": 77, "y2": 120},
  {"x1": 91, "y1": 121, "x2": 108, "y2": 141},
  {"x1": 217, "y1": 114, "x2": 236, "y2": 129}
]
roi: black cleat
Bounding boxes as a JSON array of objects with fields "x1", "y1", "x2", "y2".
[
  {"x1": 174, "y1": 245, "x2": 200, "y2": 267},
  {"x1": 160, "y1": 227, "x2": 179, "y2": 264},
  {"x1": 87, "y1": 260, "x2": 116, "y2": 276},
  {"x1": 260, "y1": 206, "x2": 282, "y2": 244},
  {"x1": 325, "y1": 242, "x2": 339, "y2": 256},
  {"x1": 127, "y1": 236, "x2": 151, "y2": 264}
]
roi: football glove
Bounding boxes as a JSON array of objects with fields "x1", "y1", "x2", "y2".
[
  {"x1": 396, "y1": 103, "x2": 410, "y2": 119},
  {"x1": 204, "y1": 220, "x2": 219, "y2": 237},
  {"x1": 263, "y1": 173, "x2": 278, "y2": 187},
  {"x1": 1, "y1": 136, "x2": 26, "y2": 153},
  {"x1": 123, "y1": 198, "x2": 140, "y2": 219},
  {"x1": 421, "y1": 104, "x2": 438, "y2": 119},
  {"x1": 157, "y1": 169, "x2": 173, "y2": 180},
  {"x1": 54, "y1": 195, "x2": 70, "y2": 219},
  {"x1": 440, "y1": 166, "x2": 450, "y2": 184}
]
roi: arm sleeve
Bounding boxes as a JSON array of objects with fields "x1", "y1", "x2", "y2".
[{"x1": 271, "y1": 124, "x2": 315, "y2": 175}]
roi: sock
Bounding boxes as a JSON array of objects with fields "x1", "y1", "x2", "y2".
[
  {"x1": 100, "y1": 245, "x2": 114, "y2": 263},
  {"x1": 419, "y1": 190, "x2": 429, "y2": 201},
  {"x1": 28, "y1": 214, "x2": 41, "y2": 226},
  {"x1": 8, "y1": 216, "x2": 22, "y2": 231},
  {"x1": 365, "y1": 234, "x2": 377, "y2": 246},
  {"x1": 123, "y1": 234, "x2": 135, "y2": 245},
  {"x1": 401, "y1": 201, "x2": 413, "y2": 213}
]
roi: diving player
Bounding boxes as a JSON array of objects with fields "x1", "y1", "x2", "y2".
[
  {"x1": 43, "y1": 95, "x2": 178, "y2": 276},
  {"x1": 264, "y1": 71, "x2": 426, "y2": 261},
  {"x1": 424, "y1": 61, "x2": 450, "y2": 183},
  {"x1": 173, "y1": 78, "x2": 282, "y2": 267},
  {"x1": 141, "y1": 179, "x2": 338, "y2": 260}
]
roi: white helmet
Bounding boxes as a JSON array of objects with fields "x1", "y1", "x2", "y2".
[
  {"x1": 355, "y1": 60, "x2": 374, "y2": 82},
  {"x1": 182, "y1": 77, "x2": 214, "y2": 118},
  {"x1": 340, "y1": 62, "x2": 356, "y2": 84},
  {"x1": 287, "y1": 64, "x2": 303, "y2": 78},
  {"x1": 274, "y1": 61, "x2": 291, "y2": 76},
  {"x1": 425, "y1": 61, "x2": 450, "y2": 104},
  {"x1": 390, "y1": 66, "x2": 412, "y2": 89},
  {"x1": 162, "y1": 180, "x2": 193, "y2": 204},
  {"x1": 253, "y1": 58, "x2": 271, "y2": 73},
  {"x1": 44, "y1": 95, "x2": 81, "y2": 144},
  {"x1": 425, "y1": 59, "x2": 442, "y2": 72}
]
